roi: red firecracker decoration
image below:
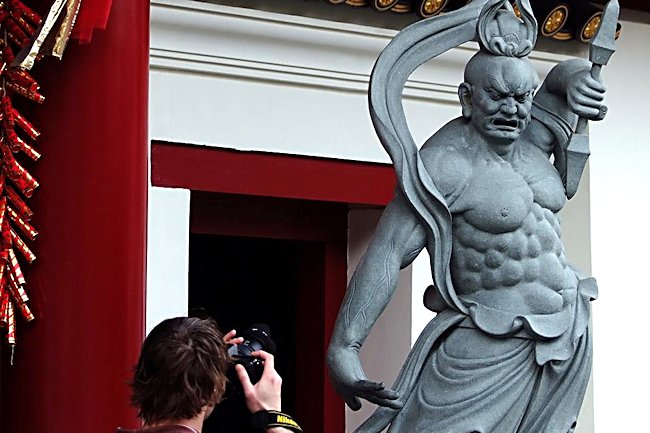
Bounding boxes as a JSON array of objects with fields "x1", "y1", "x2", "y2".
[{"x1": 0, "y1": 0, "x2": 80, "y2": 361}]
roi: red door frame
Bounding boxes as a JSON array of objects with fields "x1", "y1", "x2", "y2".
[
  {"x1": 152, "y1": 141, "x2": 396, "y2": 206},
  {"x1": 152, "y1": 142, "x2": 396, "y2": 433}
]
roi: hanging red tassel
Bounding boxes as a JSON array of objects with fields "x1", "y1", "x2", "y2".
[
  {"x1": 6, "y1": 186, "x2": 33, "y2": 220},
  {"x1": 2, "y1": 142, "x2": 39, "y2": 196},
  {"x1": 5, "y1": 297, "x2": 15, "y2": 345},
  {"x1": 0, "y1": 0, "x2": 78, "y2": 356},
  {"x1": 12, "y1": 108, "x2": 40, "y2": 139},
  {"x1": 10, "y1": 228, "x2": 35, "y2": 263}
]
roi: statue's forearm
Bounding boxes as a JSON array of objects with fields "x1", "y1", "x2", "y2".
[
  {"x1": 545, "y1": 58, "x2": 591, "y2": 97},
  {"x1": 329, "y1": 192, "x2": 425, "y2": 355},
  {"x1": 331, "y1": 240, "x2": 402, "y2": 351},
  {"x1": 533, "y1": 59, "x2": 592, "y2": 131}
]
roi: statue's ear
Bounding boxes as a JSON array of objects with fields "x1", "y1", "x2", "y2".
[{"x1": 458, "y1": 82, "x2": 473, "y2": 119}]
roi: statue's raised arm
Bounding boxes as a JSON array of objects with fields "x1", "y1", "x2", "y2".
[
  {"x1": 527, "y1": 0, "x2": 618, "y2": 197},
  {"x1": 327, "y1": 1, "x2": 617, "y2": 433}
]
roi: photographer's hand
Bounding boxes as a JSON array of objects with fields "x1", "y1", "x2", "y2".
[
  {"x1": 235, "y1": 350, "x2": 282, "y2": 412},
  {"x1": 236, "y1": 351, "x2": 291, "y2": 433},
  {"x1": 223, "y1": 329, "x2": 244, "y2": 346}
]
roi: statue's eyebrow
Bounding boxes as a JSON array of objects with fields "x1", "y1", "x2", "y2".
[
  {"x1": 514, "y1": 78, "x2": 535, "y2": 94},
  {"x1": 487, "y1": 74, "x2": 508, "y2": 94}
]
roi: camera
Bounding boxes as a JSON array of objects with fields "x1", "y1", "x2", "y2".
[
  {"x1": 228, "y1": 323, "x2": 277, "y2": 386},
  {"x1": 204, "y1": 324, "x2": 277, "y2": 433}
]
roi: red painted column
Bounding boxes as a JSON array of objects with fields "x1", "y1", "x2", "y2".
[{"x1": 1, "y1": 1, "x2": 148, "y2": 432}]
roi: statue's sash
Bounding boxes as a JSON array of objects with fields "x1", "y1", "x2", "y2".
[{"x1": 368, "y1": 1, "x2": 495, "y2": 314}]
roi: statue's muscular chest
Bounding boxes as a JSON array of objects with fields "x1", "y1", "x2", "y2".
[{"x1": 451, "y1": 151, "x2": 566, "y2": 234}]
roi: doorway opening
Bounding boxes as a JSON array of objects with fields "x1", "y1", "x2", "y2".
[
  {"x1": 189, "y1": 234, "x2": 303, "y2": 431},
  {"x1": 188, "y1": 191, "x2": 347, "y2": 433}
]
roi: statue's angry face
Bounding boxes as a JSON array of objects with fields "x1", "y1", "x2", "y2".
[{"x1": 460, "y1": 53, "x2": 539, "y2": 143}]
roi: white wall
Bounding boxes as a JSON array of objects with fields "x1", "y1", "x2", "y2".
[
  {"x1": 560, "y1": 163, "x2": 594, "y2": 433},
  {"x1": 150, "y1": 0, "x2": 567, "y2": 164},
  {"x1": 145, "y1": 187, "x2": 191, "y2": 334},
  {"x1": 589, "y1": 20, "x2": 650, "y2": 433}
]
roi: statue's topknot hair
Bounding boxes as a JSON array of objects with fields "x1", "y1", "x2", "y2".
[{"x1": 477, "y1": 0, "x2": 538, "y2": 57}]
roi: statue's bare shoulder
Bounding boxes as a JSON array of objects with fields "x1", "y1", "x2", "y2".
[{"x1": 419, "y1": 118, "x2": 475, "y2": 205}]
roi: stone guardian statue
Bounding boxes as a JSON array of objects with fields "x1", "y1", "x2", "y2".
[{"x1": 326, "y1": 1, "x2": 618, "y2": 432}]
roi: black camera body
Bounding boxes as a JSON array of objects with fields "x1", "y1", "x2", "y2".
[
  {"x1": 228, "y1": 323, "x2": 277, "y2": 386},
  {"x1": 206, "y1": 324, "x2": 278, "y2": 433}
]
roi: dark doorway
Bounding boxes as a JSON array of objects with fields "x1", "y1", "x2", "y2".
[
  {"x1": 188, "y1": 191, "x2": 348, "y2": 433},
  {"x1": 189, "y1": 234, "x2": 302, "y2": 432}
]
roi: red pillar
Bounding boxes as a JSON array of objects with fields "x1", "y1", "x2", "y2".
[{"x1": 1, "y1": 1, "x2": 148, "y2": 432}]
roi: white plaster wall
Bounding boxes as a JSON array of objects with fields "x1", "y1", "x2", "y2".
[
  {"x1": 150, "y1": 0, "x2": 567, "y2": 164},
  {"x1": 145, "y1": 187, "x2": 191, "y2": 334},
  {"x1": 589, "y1": 20, "x2": 650, "y2": 433},
  {"x1": 410, "y1": 250, "x2": 436, "y2": 345},
  {"x1": 559, "y1": 162, "x2": 594, "y2": 433}
]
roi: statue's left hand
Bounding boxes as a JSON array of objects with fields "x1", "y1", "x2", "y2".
[
  {"x1": 327, "y1": 344, "x2": 403, "y2": 411},
  {"x1": 566, "y1": 70, "x2": 607, "y2": 121}
]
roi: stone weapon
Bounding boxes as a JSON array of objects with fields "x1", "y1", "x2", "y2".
[{"x1": 563, "y1": 0, "x2": 619, "y2": 199}]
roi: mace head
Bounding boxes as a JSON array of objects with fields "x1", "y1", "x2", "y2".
[{"x1": 589, "y1": 0, "x2": 620, "y2": 66}]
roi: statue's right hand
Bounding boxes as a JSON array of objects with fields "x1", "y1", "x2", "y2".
[
  {"x1": 566, "y1": 68, "x2": 607, "y2": 120},
  {"x1": 327, "y1": 345, "x2": 403, "y2": 411}
]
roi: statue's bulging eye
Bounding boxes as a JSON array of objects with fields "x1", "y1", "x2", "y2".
[
  {"x1": 516, "y1": 93, "x2": 530, "y2": 103},
  {"x1": 489, "y1": 91, "x2": 502, "y2": 101}
]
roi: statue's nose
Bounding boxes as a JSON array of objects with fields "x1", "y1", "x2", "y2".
[
  {"x1": 500, "y1": 98, "x2": 517, "y2": 115},
  {"x1": 499, "y1": 96, "x2": 517, "y2": 114}
]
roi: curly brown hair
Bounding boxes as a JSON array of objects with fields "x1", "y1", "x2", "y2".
[{"x1": 130, "y1": 317, "x2": 231, "y2": 425}]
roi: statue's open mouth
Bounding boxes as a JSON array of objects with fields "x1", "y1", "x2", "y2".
[{"x1": 492, "y1": 118, "x2": 519, "y2": 131}]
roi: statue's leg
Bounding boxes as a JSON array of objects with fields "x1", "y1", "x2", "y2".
[
  {"x1": 517, "y1": 325, "x2": 593, "y2": 433},
  {"x1": 388, "y1": 327, "x2": 539, "y2": 433}
]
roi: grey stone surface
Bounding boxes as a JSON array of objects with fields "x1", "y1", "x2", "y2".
[{"x1": 326, "y1": 1, "x2": 617, "y2": 432}]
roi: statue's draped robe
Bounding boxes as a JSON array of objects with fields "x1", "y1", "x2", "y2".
[
  {"x1": 355, "y1": 280, "x2": 595, "y2": 433},
  {"x1": 359, "y1": 1, "x2": 596, "y2": 432}
]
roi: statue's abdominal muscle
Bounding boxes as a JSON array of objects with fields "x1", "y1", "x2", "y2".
[{"x1": 449, "y1": 159, "x2": 577, "y2": 315}]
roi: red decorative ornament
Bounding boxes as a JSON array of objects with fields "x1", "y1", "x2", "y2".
[{"x1": 0, "y1": 0, "x2": 80, "y2": 360}]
